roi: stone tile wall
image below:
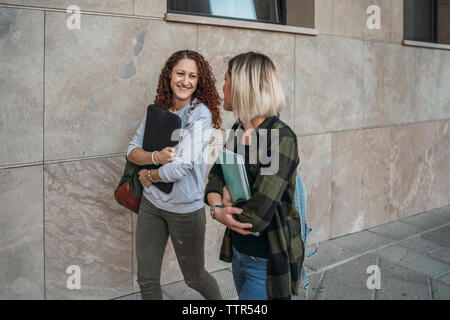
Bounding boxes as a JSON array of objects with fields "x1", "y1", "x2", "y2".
[{"x1": 0, "y1": 0, "x2": 449, "y2": 299}]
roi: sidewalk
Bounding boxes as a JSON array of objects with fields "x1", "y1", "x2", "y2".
[{"x1": 116, "y1": 205, "x2": 450, "y2": 300}]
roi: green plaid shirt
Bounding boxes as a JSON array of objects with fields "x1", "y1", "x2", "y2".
[{"x1": 205, "y1": 116, "x2": 304, "y2": 300}]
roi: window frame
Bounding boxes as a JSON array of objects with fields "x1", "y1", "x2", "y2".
[
  {"x1": 166, "y1": 0, "x2": 285, "y2": 26},
  {"x1": 164, "y1": 0, "x2": 317, "y2": 36},
  {"x1": 404, "y1": 0, "x2": 438, "y2": 44}
]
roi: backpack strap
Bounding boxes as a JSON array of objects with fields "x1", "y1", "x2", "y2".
[{"x1": 295, "y1": 173, "x2": 319, "y2": 259}]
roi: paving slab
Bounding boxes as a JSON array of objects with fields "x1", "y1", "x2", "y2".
[
  {"x1": 431, "y1": 278, "x2": 450, "y2": 299},
  {"x1": 432, "y1": 206, "x2": 450, "y2": 219},
  {"x1": 368, "y1": 221, "x2": 426, "y2": 241},
  {"x1": 313, "y1": 282, "x2": 372, "y2": 300},
  {"x1": 161, "y1": 269, "x2": 237, "y2": 300},
  {"x1": 113, "y1": 206, "x2": 450, "y2": 301},
  {"x1": 400, "y1": 209, "x2": 450, "y2": 229},
  {"x1": 396, "y1": 236, "x2": 443, "y2": 255},
  {"x1": 421, "y1": 225, "x2": 450, "y2": 248},
  {"x1": 312, "y1": 254, "x2": 378, "y2": 300},
  {"x1": 374, "y1": 245, "x2": 450, "y2": 278},
  {"x1": 114, "y1": 292, "x2": 171, "y2": 300},
  {"x1": 375, "y1": 258, "x2": 431, "y2": 300},
  {"x1": 330, "y1": 230, "x2": 395, "y2": 254},
  {"x1": 303, "y1": 241, "x2": 359, "y2": 272},
  {"x1": 294, "y1": 272, "x2": 323, "y2": 300},
  {"x1": 427, "y1": 248, "x2": 450, "y2": 265},
  {"x1": 435, "y1": 271, "x2": 450, "y2": 285}
]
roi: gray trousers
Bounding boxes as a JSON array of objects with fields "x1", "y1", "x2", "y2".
[{"x1": 136, "y1": 196, "x2": 223, "y2": 300}]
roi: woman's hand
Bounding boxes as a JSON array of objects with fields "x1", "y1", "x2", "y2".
[
  {"x1": 214, "y1": 206, "x2": 253, "y2": 235},
  {"x1": 222, "y1": 186, "x2": 233, "y2": 207},
  {"x1": 138, "y1": 169, "x2": 152, "y2": 188},
  {"x1": 154, "y1": 147, "x2": 176, "y2": 165}
]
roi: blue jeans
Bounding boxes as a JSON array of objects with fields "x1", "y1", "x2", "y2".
[{"x1": 231, "y1": 245, "x2": 269, "y2": 300}]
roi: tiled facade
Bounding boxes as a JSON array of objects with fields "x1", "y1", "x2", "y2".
[{"x1": 0, "y1": 0, "x2": 449, "y2": 299}]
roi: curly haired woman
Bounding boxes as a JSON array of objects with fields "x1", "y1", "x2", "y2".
[{"x1": 127, "y1": 50, "x2": 223, "y2": 300}]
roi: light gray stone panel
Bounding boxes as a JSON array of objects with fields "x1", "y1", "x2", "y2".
[
  {"x1": 313, "y1": 254, "x2": 378, "y2": 300},
  {"x1": 0, "y1": 1, "x2": 133, "y2": 15},
  {"x1": 374, "y1": 245, "x2": 449, "y2": 278},
  {"x1": 363, "y1": 41, "x2": 415, "y2": 127},
  {"x1": 410, "y1": 122, "x2": 436, "y2": 215},
  {"x1": 0, "y1": 8, "x2": 43, "y2": 167},
  {"x1": 396, "y1": 236, "x2": 443, "y2": 255},
  {"x1": 435, "y1": 52, "x2": 450, "y2": 120},
  {"x1": 400, "y1": 208, "x2": 450, "y2": 230},
  {"x1": 390, "y1": 0, "x2": 403, "y2": 43},
  {"x1": 330, "y1": 130, "x2": 365, "y2": 238},
  {"x1": 197, "y1": 25, "x2": 295, "y2": 130},
  {"x1": 389, "y1": 124, "x2": 416, "y2": 219},
  {"x1": 421, "y1": 225, "x2": 450, "y2": 247},
  {"x1": 431, "y1": 278, "x2": 450, "y2": 299},
  {"x1": 315, "y1": 0, "x2": 333, "y2": 34},
  {"x1": 44, "y1": 13, "x2": 197, "y2": 161},
  {"x1": 330, "y1": 230, "x2": 394, "y2": 254},
  {"x1": 295, "y1": 35, "x2": 364, "y2": 135},
  {"x1": 0, "y1": 165, "x2": 44, "y2": 299},
  {"x1": 134, "y1": 0, "x2": 166, "y2": 18},
  {"x1": 414, "y1": 48, "x2": 450, "y2": 122},
  {"x1": 428, "y1": 248, "x2": 450, "y2": 265},
  {"x1": 362, "y1": 127, "x2": 396, "y2": 229},
  {"x1": 368, "y1": 220, "x2": 425, "y2": 241},
  {"x1": 44, "y1": 157, "x2": 133, "y2": 299},
  {"x1": 376, "y1": 258, "x2": 431, "y2": 300},
  {"x1": 298, "y1": 134, "x2": 332, "y2": 242},
  {"x1": 434, "y1": 206, "x2": 450, "y2": 220},
  {"x1": 431, "y1": 121, "x2": 450, "y2": 209},
  {"x1": 303, "y1": 240, "x2": 359, "y2": 272},
  {"x1": 332, "y1": 0, "x2": 391, "y2": 41}
]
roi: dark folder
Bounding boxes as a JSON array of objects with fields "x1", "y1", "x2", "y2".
[{"x1": 142, "y1": 104, "x2": 182, "y2": 194}]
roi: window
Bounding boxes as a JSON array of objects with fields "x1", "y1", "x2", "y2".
[
  {"x1": 404, "y1": 0, "x2": 450, "y2": 45},
  {"x1": 167, "y1": 0, "x2": 315, "y2": 29}
]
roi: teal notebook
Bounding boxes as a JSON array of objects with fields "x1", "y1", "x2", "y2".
[
  {"x1": 218, "y1": 148, "x2": 252, "y2": 202},
  {"x1": 219, "y1": 148, "x2": 260, "y2": 237}
]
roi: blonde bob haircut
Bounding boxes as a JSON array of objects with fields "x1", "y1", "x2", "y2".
[{"x1": 227, "y1": 52, "x2": 286, "y2": 123}]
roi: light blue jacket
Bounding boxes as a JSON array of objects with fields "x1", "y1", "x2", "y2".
[{"x1": 127, "y1": 101, "x2": 212, "y2": 213}]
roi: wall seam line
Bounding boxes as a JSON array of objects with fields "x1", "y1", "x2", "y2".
[
  {"x1": 2, "y1": 117, "x2": 449, "y2": 170},
  {"x1": 0, "y1": 4, "x2": 163, "y2": 21},
  {"x1": 43, "y1": 9, "x2": 46, "y2": 301}
]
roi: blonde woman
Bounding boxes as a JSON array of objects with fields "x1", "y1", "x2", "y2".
[{"x1": 205, "y1": 52, "x2": 304, "y2": 300}]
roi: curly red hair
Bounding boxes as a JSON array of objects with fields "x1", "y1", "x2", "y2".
[{"x1": 154, "y1": 50, "x2": 222, "y2": 129}]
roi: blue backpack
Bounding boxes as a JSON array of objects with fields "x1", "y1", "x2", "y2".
[{"x1": 294, "y1": 171, "x2": 319, "y2": 299}]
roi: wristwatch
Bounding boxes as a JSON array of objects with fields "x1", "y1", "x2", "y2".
[{"x1": 210, "y1": 204, "x2": 224, "y2": 220}]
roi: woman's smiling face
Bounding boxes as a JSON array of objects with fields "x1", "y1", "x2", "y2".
[{"x1": 170, "y1": 58, "x2": 199, "y2": 108}]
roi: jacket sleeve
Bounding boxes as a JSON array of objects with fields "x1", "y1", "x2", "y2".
[
  {"x1": 158, "y1": 111, "x2": 212, "y2": 183},
  {"x1": 233, "y1": 134, "x2": 299, "y2": 233},
  {"x1": 127, "y1": 113, "x2": 146, "y2": 157},
  {"x1": 204, "y1": 162, "x2": 226, "y2": 205}
]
